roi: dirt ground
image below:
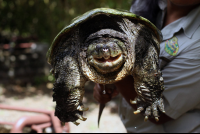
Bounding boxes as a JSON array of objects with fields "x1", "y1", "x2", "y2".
[{"x1": 0, "y1": 82, "x2": 127, "y2": 133}]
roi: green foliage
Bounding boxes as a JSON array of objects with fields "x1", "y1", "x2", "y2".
[{"x1": 0, "y1": 0, "x2": 132, "y2": 44}]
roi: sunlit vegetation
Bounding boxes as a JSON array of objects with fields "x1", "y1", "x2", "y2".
[{"x1": 0, "y1": 0, "x2": 132, "y2": 44}]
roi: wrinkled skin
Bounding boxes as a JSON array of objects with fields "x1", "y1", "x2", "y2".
[
  {"x1": 47, "y1": 8, "x2": 165, "y2": 125},
  {"x1": 87, "y1": 38, "x2": 126, "y2": 74}
]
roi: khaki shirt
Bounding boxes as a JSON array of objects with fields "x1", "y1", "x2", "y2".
[{"x1": 119, "y1": 2, "x2": 200, "y2": 133}]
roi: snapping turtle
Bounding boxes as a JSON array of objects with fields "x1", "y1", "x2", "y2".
[{"x1": 47, "y1": 8, "x2": 165, "y2": 125}]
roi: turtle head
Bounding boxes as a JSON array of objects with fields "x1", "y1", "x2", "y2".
[{"x1": 87, "y1": 36, "x2": 126, "y2": 74}]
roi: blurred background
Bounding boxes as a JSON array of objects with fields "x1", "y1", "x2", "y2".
[{"x1": 0, "y1": 0, "x2": 132, "y2": 133}]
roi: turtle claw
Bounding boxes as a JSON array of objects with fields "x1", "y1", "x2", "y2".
[
  {"x1": 134, "y1": 110, "x2": 141, "y2": 114},
  {"x1": 130, "y1": 99, "x2": 137, "y2": 104},
  {"x1": 134, "y1": 107, "x2": 144, "y2": 115},
  {"x1": 144, "y1": 116, "x2": 148, "y2": 122},
  {"x1": 77, "y1": 105, "x2": 89, "y2": 111},
  {"x1": 155, "y1": 117, "x2": 159, "y2": 122},
  {"x1": 76, "y1": 113, "x2": 87, "y2": 121},
  {"x1": 73, "y1": 121, "x2": 80, "y2": 126},
  {"x1": 80, "y1": 116, "x2": 87, "y2": 121}
]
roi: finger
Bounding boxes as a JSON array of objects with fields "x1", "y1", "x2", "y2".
[
  {"x1": 95, "y1": 96, "x2": 111, "y2": 104},
  {"x1": 98, "y1": 84, "x2": 110, "y2": 95},
  {"x1": 106, "y1": 88, "x2": 112, "y2": 94},
  {"x1": 93, "y1": 84, "x2": 104, "y2": 98},
  {"x1": 93, "y1": 84, "x2": 103, "y2": 103},
  {"x1": 94, "y1": 91, "x2": 112, "y2": 104},
  {"x1": 96, "y1": 84, "x2": 104, "y2": 92},
  {"x1": 111, "y1": 89, "x2": 119, "y2": 98},
  {"x1": 93, "y1": 84, "x2": 114, "y2": 103},
  {"x1": 105, "y1": 84, "x2": 116, "y2": 94},
  {"x1": 98, "y1": 94, "x2": 112, "y2": 101}
]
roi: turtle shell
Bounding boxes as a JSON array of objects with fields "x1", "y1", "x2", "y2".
[{"x1": 46, "y1": 8, "x2": 162, "y2": 64}]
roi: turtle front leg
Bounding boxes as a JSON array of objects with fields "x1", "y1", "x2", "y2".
[
  {"x1": 131, "y1": 45, "x2": 165, "y2": 121},
  {"x1": 52, "y1": 56, "x2": 88, "y2": 125}
]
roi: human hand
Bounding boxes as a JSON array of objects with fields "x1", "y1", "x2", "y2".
[
  {"x1": 93, "y1": 83, "x2": 119, "y2": 104},
  {"x1": 114, "y1": 75, "x2": 137, "y2": 109}
]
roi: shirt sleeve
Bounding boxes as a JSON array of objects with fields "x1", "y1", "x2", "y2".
[{"x1": 162, "y1": 40, "x2": 200, "y2": 119}]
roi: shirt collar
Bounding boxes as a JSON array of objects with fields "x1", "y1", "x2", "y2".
[
  {"x1": 160, "y1": 4, "x2": 200, "y2": 40},
  {"x1": 182, "y1": 5, "x2": 200, "y2": 39}
]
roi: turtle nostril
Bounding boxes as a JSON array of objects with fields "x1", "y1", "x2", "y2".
[{"x1": 102, "y1": 48, "x2": 109, "y2": 52}]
